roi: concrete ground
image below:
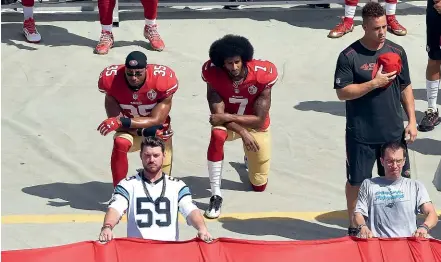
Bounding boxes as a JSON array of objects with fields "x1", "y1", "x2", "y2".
[{"x1": 1, "y1": 2, "x2": 440, "y2": 251}]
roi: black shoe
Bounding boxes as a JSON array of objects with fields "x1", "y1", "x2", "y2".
[
  {"x1": 418, "y1": 108, "x2": 440, "y2": 132},
  {"x1": 348, "y1": 227, "x2": 359, "y2": 236},
  {"x1": 204, "y1": 195, "x2": 223, "y2": 219}
]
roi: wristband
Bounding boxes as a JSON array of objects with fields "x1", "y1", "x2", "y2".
[
  {"x1": 357, "y1": 224, "x2": 367, "y2": 231},
  {"x1": 418, "y1": 224, "x2": 430, "y2": 232},
  {"x1": 137, "y1": 125, "x2": 164, "y2": 137},
  {"x1": 101, "y1": 224, "x2": 113, "y2": 231},
  {"x1": 120, "y1": 117, "x2": 131, "y2": 128}
]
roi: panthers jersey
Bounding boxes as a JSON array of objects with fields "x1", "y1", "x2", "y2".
[
  {"x1": 98, "y1": 64, "x2": 179, "y2": 132},
  {"x1": 109, "y1": 172, "x2": 197, "y2": 241},
  {"x1": 201, "y1": 59, "x2": 278, "y2": 130}
]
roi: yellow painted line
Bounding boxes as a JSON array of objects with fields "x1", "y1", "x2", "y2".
[{"x1": 2, "y1": 210, "x2": 440, "y2": 225}]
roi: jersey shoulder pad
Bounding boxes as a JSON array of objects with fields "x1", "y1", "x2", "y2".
[
  {"x1": 251, "y1": 60, "x2": 278, "y2": 88},
  {"x1": 151, "y1": 65, "x2": 179, "y2": 96},
  {"x1": 201, "y1": 60, "x2": 217, "y2": 83},
  {"x1": 98, "y1": 65, "x2": 122, "y2": 94}
]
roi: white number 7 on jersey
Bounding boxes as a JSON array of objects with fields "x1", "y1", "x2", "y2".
[{"x1": 229, "y1": 97, "x2": 248, "y2": 115}]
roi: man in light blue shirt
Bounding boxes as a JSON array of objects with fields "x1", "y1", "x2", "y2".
[{"x1": 354, "y1": 141, "x2": 438, "y2": 238}]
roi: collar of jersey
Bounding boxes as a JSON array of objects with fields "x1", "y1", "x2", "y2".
[{"x1": 140, "y1": 171, "x2": 165, "y2": 185}]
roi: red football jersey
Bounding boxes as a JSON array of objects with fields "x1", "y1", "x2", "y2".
[
  {"x1": 98, "y1": 64, "x2": 178, "y2": 130},
  {"x1": 201, "y1": 59, "x2": 278, "y2": 130}
]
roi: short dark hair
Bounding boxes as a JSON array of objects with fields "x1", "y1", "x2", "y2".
[
  {"x1": 209, "y1": 34, "x2": 254, "y2": 68},
  {"x1": 381, "y1": 141, "x2": 407, "y2": 158},
  {"x1": 361, "y1": 2, "x2": 385, "y2": 21},
  {"x1": 141, "y1": 136, "x2": 165, "y2": 153}
]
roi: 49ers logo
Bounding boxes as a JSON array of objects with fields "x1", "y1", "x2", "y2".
[
  {"x1": 147, "y1": 90, "x2": 157, "y2": 100},
  {"x1": 248, "y1": 85, "x2": 257, "y2": 95},
  {"x1": 360, "y1": 63, "x2": 375, "y2": 71}
]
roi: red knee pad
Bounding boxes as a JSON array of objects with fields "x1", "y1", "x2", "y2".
[
  {"x1": 113, "y1": 137, "x2": 132, "y2": 152},
  {"x1": 111, "y1": 137, "x2": 132, "y2": 187},
  {"x1": 207, "y1": 129, "x2": 227, "y2": 162},
  {"x1": 252, "y1": 182, "x2": 267, "y2": 192},
  {"x1": 345, "y1": 0, "x2": 358, "y2": 6}
]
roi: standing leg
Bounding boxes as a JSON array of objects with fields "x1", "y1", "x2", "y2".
[
  {"x1": 385, "y1": 0, "x2": 407, "y2": 36},
  {"x1": 22, "y1": 0, "x2": 41, "y2": 43},
  {"x1": 418, "y1": 16, "x2": 441, "y2": 132},
  {"x1": 328, "y1": 0, "x2": 357, "y2": 38},
  {"x1": 95, "y1": 0, "x2": 116, "y2": 55},
  {"x1": 140, "y1": 0, "x2": 165, "y2": 51},
  {"x1": 345, "y1": 135, "x2": 377, "y2": 236},
  {"x1": 418, "y1": 59, "x2": 441, "y2": 131}
]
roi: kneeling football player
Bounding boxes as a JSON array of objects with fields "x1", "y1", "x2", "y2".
[
  {"x1": 201, "y1": 34, "x2": 278, "y2": 219},
  {"x1": 97, "y1": 51, "x2": 178, "y2": 187}
]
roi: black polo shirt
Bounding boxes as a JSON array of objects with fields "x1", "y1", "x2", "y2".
[{"x1": 334, "y1": 39, "x2": 411, "y2": 144}]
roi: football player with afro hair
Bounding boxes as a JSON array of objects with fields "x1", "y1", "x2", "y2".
[
  {"x1": 208, "y1": 34, "x2": 254, "y2": 72},
  {"x1": 201, "y1": 35, "x2": 279, "y2": 218}
]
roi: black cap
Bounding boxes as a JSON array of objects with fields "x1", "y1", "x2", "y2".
[{"x1": 125, "y1": 51, "x2": 147, "y2": 69}]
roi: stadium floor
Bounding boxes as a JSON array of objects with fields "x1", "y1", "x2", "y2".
[{"x1": 2, "y1": 3, "x2": 441, "y2": 250}]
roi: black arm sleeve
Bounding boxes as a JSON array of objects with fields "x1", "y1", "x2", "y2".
[
  {"x1": 398, "y1": 49, "x2": 411, "y2": 90},
  {"x1": 334, "y1": 52, "x2": 354, "y2": 89}
]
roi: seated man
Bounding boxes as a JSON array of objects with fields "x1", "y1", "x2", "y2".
[{"x1": 354, "y1": 141, "x2": 438, "y2": 238}]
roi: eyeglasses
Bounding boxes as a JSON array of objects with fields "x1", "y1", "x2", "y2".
[
  {"x1": 126, "y1": 71, "x2": 143, "y2": 77},
  {"x1": 385, "y1": 158, "x2": 405, "y2": 166}
]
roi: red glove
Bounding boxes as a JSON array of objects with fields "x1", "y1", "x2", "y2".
[{"x1": 98, "y1": 117, "x2": 122, "y2": 136}]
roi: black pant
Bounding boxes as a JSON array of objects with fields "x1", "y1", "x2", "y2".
[
  {"x1": 426, "y1": 14, "x2": 441, "y2": 61},
  {"x1": 345, "y1": 134, "x2": 411, "y2": 186}
]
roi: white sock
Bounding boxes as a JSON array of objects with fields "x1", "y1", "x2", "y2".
[
  {"x1": 208, "y1": 160, "x2": 222, "y2": 197},
  {"x1": 145, "y1": 19, "x2": 156, "y2": 25},
  {"x1": 427, "y1": 79, "x2": 440, "y2": 110},
  {"x1": 23, "y1": 7, "x2": 33, "y2": 20},
  {"x1": 385, "y1": 3, "x2": 396, "y2": 15},
  {"x1": 101, "y1": 24, "x2": 112, "y2": 32},
  {"x1": 344, "y1": 5, "x2": 356, "y2": 19}
]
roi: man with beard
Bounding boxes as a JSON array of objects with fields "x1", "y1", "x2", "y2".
[
  {"x1": 98, "y1": 136, "x2": 213, "y2": 242},
  {"x1": 201, "y1": 35, "x2": 278, "y2": 219},
  {"x1": 97, "y1": 51, "x2": 178, "y2": 187},
  {"x1": 333, "y1": 2, "x2": 417, "y2": 236}
]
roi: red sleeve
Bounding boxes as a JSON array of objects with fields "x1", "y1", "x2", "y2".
[
  {"x1": 156, "y1": 66, "x2": 179, "y2": 99},
  {"x1": 98, "y1": 65, "x2": 120, "y2": 94},
  {"x1": 255, "y1": 61, "x2": 278, "y2": 89},
  {"x1": 201, "y1": 60, "x2": 215, "y2": 84}
]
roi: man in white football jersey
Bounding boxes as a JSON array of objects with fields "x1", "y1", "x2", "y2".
[{"x1": 98, "y1": 135, "x2": 212, "y2": 242}]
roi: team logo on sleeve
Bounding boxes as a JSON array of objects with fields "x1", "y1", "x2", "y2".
[
  {"x1": 248, "y1": 85, "x2": 257, "y2": 95},
  {"x1": 147, "y1": 89, "x2": 157, "y2": 100}
]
